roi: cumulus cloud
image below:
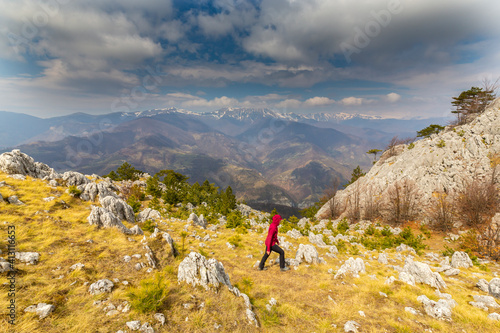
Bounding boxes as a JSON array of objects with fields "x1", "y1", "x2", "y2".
[
  {"x1": 340, "y1": 97, "x2": 365, "y2": 106},
  {"x1": 304, "y1": 96, "x2": 335, "y2": 107},
  {"x1": 385, "y1": 93, "x2": 401, "y2": 103}
]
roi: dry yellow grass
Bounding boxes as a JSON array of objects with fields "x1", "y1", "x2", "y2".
[{"x1": 1, "y1": 172, "x2": 500, "y2": 332}]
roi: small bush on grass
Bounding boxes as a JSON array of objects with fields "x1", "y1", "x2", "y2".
[
  {"x1": 142, "y1": 219, "x2": 156, "y2": 233},
  {"x1": 127, "y1": 273, "x2": 170, "y2": 313}
]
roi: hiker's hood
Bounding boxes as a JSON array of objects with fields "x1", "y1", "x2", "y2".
[{"x1": 272, "y1": 214, "x2": 282, "y2": 226}]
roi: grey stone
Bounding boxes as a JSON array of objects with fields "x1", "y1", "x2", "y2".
[
  {"x1": 488, "y1": 313, "x2": 500, "y2": 321},
  {"x1": 0, "y1": 261, "x2": 12, "y2": 272},
  {"x1": 15, "y1": 252, "x2": 40, "y2": 264},
  {"x1": 137, "y1": 208, "x2": 161, "y2": 222},
  {"x1": 88, "y1": 279, "x2": 114, "y2": 295},
  {"x1": 473, "y1": 295, "x2": 499, "y2": 308},
  {"x1": 126, "y1": 320, "x2": 141, "y2": 330},
  {"x1": 477, "y1": 279, "x2": 490, "y2": 293},
  {"x1": 162, "y1": 232, "x2": 179, "y2": 257},
  {"x1": 79, "y1": 181, "x2": 118, "y2": 202},
  {"x1": 309, "y1": 231, "x2": 327, "y2": 247},
  {"x1": 344, "y1": 320, "x2": 360, "y2": 332},
  {"x1": 335, "y1": 257, "x2": 366, "y2": 279},
  {"x1": 378, "y1": 253, "x2": 388, "y2": 264},
  {"x1": 7, "y1": 195, "x2": 24, "y2": 205},
  {"x1": 295, "y1": 244, "x2": 320, "y2": 264},
  {"x1": 0, "y1": 150, "x2": 54, "y2": 179},
  {"x1": 99, "y1": 196, "x2": 135, "y2": 223},
  {"x1": 69, "y1": 263, "x2": 85, "y2": 271},
  {"x1": 450, "y1": 251, "x2": 473, "y2": 269},
  {"x1": 87, "y1": 206, "x2": 132, "y2": 234},
  {"x1": 130, "y1": 225, "x2": 144, "y2": 235},
  {"x1": 154, "y1": 313, "x2": 165, "y2": 325},
  {"x1": 417, "y1": 295, "x2": 452, "y2": 321},
  {"x1": 24, "y1": 303, "x2": 55, "y2": 319},
  {"x1": 489, "y1": 278, "x2": 500, "y2": 299},
  {"x1": 178, "y1": 252, "x2": 232, "y2": 290},
  {"x1": 400, "y1": 257, "x2": 446, "y2": 289},
  {"x1": 286, "y1": 229, "x2": 302, "y2": 239},
  {"x1": 139, "y1": 322, "x2": 154, "y2": 333},
  {"x1": 62, "y1": 171, "x2": 90, "y2": 187}
]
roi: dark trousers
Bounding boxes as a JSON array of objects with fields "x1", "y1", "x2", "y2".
[{"x1": 259, "y1": 245, "x2": 285, "y2": 269}]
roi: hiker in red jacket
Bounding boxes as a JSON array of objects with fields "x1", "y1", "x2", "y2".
[{"x1": 259, "y1": 214, "x2": 290, "y2": 271}]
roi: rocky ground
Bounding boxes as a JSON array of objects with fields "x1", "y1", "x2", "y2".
[{"x1": 1, "y1": 151, "x2": 500, "y2": 332}]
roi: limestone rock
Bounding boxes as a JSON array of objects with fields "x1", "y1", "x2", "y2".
[
  {"x1": 286, "y1": 229, "x2": 302, "y2": 239},
  {"x1": 15, "y1": 252, "x2": 40, "y2": 264},
  {"x1": 126, "y1": 320, "x2": 141, "y2": 330},
  {"x1": 378, "y1": 253, "x2": 389, "y2": 264},
  {"x1": 309, "y1": 231, "x2": 327, "y2": 247},
  {"x1": 88, "y1": 279, "x2": 114, "y2": 295},
  {"x1": 335, "y1": 257, "x2": 366, "y2": 279},
  {"x1": 62, "y1": 171, "x2": 90, "y2": 187},
  {"x1": 399, "y1": 271, "x2": 416, "y2": 286},
  {"x1": 0, "y1": 261, "x2": 12, "y2": 272},
  {"x1": 154, "y1": 313, "x2": 165, "y2": 325},
  {"x1": 24, "y1": 303, "x2": 55, "y2": 319},
  {"x1": 488, "y1": 313, "x2": 500, "y2": 321},
  {"x1": 450, "y1": 251, "x2": 473, "y2": 269},
  {"x1": 187, "y1": 213, "x2": 207, "y2": 229},
  {"x1": 396, "y1": 244, "x2": 416, "y2": 254},
  {"x1": 477, "y1": 279, "x2": 490, "y2": 293},
  {"x1": 344, "y1": 320, "x2": 360, "y2": 332},
  {"x1": 401, "y1": 257, "x2": 446, "y2": 289},
  {"x1": 130, "y1": 225, "x2": 144, "y2": 235},
  {"x1": 137, "y1": 208, "x2": 161, "y2": 222},
  {"x1": 79, "y1": 181, "x2": 118, "y2": 202},
  {"x1": 295, "y1": 244, "x2": 320, "y2": 264},
  {"x1": 417, "y1": 295, "x2": 453, "y2": 321},
  {"x1": 489, "y1": 278, "x2": 500, "y2": 299},
  {"x1": 177, "y1": 252, "x2": 232, "y2": 290},
  {"x1": 162, "y1": 232, "x2": 179, "y2": 257},
  {"x1": 0, "y1": 150, "x2": 54, "y2": 179},
  {"x1": 99, "y1": 196, "x2": 135, "y2": 223},
  {"x1": 473, "y1": 295, "x2": 500, "y2": 308},
  {"x1": 7, "y1": 195, "x2": 24, "y2": 205},
  {"x1": 87, "y1": 206, "x2": 132, "y2": 234},
  {"x1": 70, "y1": 263, "x2": 85, "y2": 271}
]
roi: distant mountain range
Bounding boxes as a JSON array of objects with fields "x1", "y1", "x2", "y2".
[{"x1": 0, "y1": 108, "x2": 449, "y2": 208}]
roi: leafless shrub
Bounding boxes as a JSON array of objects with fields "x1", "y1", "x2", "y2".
[
  {"x1": 381, "y1": 136, "x2": 415, "y2": 160},
  {"x1": 346, "y1": 181, "x2": 361, "y2": 222},
  {"x1": 385, "y1": 178, "x2": 419, "y2": 224},
  {"x1": 428, "y1": 192, "x2": 455, "y2": 232},
  {"x1": 477, "y1": 223, "x2": 500, "y2": 260},
  {"x1": 455, "y1": 173, "x2": 497, "y2": 228},
  {"x1": 363, "y1": 185, "x2": 381, "y2": 220},
  {"x1": 320, "y1": 177, "x2": 343, "y2": 219}
]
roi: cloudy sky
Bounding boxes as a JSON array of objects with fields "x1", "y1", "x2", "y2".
[{"x1": 1, "y1": 0, "x2": 499, "y2": 118}]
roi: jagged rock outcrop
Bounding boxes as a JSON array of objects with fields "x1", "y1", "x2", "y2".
[
  {"x1": 489, "y1": 278, "x2": 500, "y2": 299},
  {"x1": 451, "y1": 251, "x2": 473, "y2": 269},
  {"x1": 308, "y1": 232, "x2": 327, "y2": 247},
  {"x1": 87, "y1": 206, "x2": 132, "y2": 234},
  {"x1": 137, "y1": 208, "x2": 161, "y2": 222},
  {"x1": 187, "y1": 213, "x2": 207, "y2": 229},
  {"x1": 295, "y1": 244, "x2": 320, "y2": 264},
  {"x1": 0, "y1": 149, "x2": 55, "y2": 179},
  {"x1": 417, "y1": 295, "x2": 454, "y2": 321},
  {"x1": 400, "y1": 257, "x2": 446, "y2": 289},
  {"x1": 334, "y1": 257, "x2": 366, "y2": 279},
  {"x1": 130, "y1": 225, "x2": 144, "y2": 235},
  {"x1": 162, "y1": 232, "x2": 179, "y2": 257},
  {"x1": 99, "y1": 196, "x2": 135, "y2": 223},
  {"x1": 0, "y1": 260, "x2": 12, "y2": 272},
  {"x1": 78, "y1": 181, "x2": 118, "y2": 202},
  {"x1": 178, "y1": 252, "x2": 232, "y2": 290},
  {"x1": 62, "y1": 171, "x2": 90, "y2": 187},
  {"x1": 316, "y1": 98, "x2": 500, "y2": 219}
]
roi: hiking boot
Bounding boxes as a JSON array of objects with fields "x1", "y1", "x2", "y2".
[
  {"x1": 259, "y1": 266, "x2": 267, "y2": 271},
  {"x1": 280, "y1": 266, "x2": 290, "y2": 272}
]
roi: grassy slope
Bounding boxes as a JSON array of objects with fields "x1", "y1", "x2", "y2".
[{"x1": 1, "y1": 173, "x2": 500, "y2": 333}]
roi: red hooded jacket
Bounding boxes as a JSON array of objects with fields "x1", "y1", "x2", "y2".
[{"x1": 265, "y1": 214, "x2": 282, "y2": 252}]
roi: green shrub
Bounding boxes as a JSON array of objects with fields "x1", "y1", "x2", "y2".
[
  {"x1": 127, "y1": 273, "x2": 169, "y2": 313},
  {"x1": 407, "y1": 142, "x2": 415, "y2": 150},
  {"x1": 437, "y1": 139, "x2": 446, "y2": 148},
  {"x1": 226, "y1": 211, "x2": 247, "y2": 229},
  {"x1": 228, "y1": 235, "x2": 242, "y2": 247},
  {"x1": 365, "y1": 224, "x2": 376, "y2": 236},
  {"x1": 337, "y1": 218, "x2": 349, "y2": 234},
  {"x1": 128, "y1": 196, "x2": 142, "y2": 213},
  {"x1": 142, "y1": 220, "x2": 156, "y2": 233},
  {"x1": 68, "y1": 185, "x2": 82, "y2": 197},
  {"x1": 381, "y1": 226, "x2": 392, "y2": 237},
  {"x1": 419, "y1": 224, "x2": 431, "y2": 239}
]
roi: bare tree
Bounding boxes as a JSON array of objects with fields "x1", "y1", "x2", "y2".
[
  {"x1": 428, "y1": 192, "x2": 455, "y2": 232},
  {"x1": 477, "y1": 223, "x2": 500, "y2": 260},
  {"x1": 385, "y1": 178, "x2": 419, "y2": 224},
  {"x1": 346, "y1": 181, "x2": 361, "y2": 222},
  {"x1": 363, "y1": 185, "x2": 381, "y2": 220},
  {"x1": 320, "y1": 177, "x2": 342, "y2": 219},
  {"x1": 456, "y1": 173, "x2": 497, "y2": 228}
]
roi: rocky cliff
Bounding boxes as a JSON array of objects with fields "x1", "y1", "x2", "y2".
[{"x1": 316, "y1": 98, "x2": 500, "y2": 220}]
